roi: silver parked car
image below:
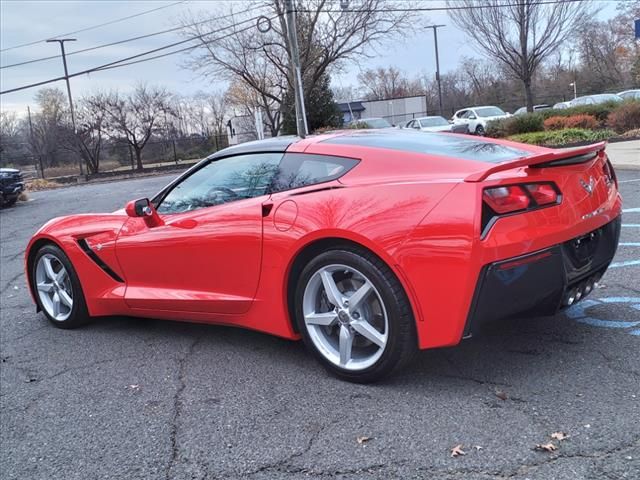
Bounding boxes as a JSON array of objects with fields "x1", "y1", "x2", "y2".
[
  {"x1": 350, "y1": 117, "x2": 393, "y2": 129},
  {"x1": 570, "y1": 93, "x2": 623, "y2": 107},
  {"x1": 617, "y1": 89, "x2": 640, "y2": 101},
  {"x1": 513, "y1": 104, "x2": 551, "y2": 115},
  {"x1": 406, "y1": 116, "x2": 452, "y2": 132},
  {"x1": 552, "y1": 101, "x2": 572, "y2": 110}
]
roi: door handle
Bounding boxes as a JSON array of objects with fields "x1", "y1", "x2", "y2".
[{"x1": 262, "y1": 202, "x2": 274, "y2": 217}]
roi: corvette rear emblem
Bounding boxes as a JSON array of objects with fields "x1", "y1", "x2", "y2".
[{"x1": 580, "y1": 177, "x2": 595, "y2": 195}]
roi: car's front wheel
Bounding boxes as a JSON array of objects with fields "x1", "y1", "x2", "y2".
[
  {"x1": 31, "y1": 244, "x2": 90, "y2": 329},
  {"x1": 294, "y1": 248, "x2": 416, "y2": 383},
  {"x1": 475, "y1": 124, "x2": 485, "y2": 136}
]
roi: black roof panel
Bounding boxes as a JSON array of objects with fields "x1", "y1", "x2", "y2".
[
  {"x1": 208, "y1": 136, "x2": 299, "y2": 159},
  {"x1": 324, "y1": 130, "x2": 530, "y2": 164}
]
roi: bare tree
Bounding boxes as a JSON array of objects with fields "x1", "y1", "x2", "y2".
[
  {"x1": 180, "y1": 0, "x2": 420, "y2": 134},
  {"x1": 358, "y1": 66, "x2": 424, "y2": 100},
  {"x1": 61, "y1": 97, "x2": 105, "y2": 174},
  {"x1": 0, "y1": 111, "x2": 20, "y2": 155},
  {"x1": 28, "y1": 87, "x2": 68, "y2": 168},
  {"x1": 89, "y1": 85, "x2": 174, "y2": 171},
  {"x1": 447, "y1": 0, "x2": 593, "y2": 111}
]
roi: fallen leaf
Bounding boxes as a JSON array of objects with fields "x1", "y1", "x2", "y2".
[
  {"x1": 495, "y1": 389, "x2": 508, "y2": 401},
  {"x1": 127, "y1": 384, "x2": 140, "y2": 390},
  {"x1": 551, "y1": 432, "x2": 569, "y2": 441},
  {"x1": 535, "y1": 442, "x2": 557, "y2": 452},
  {"x1": 451, "y1": 445, "x2": 466, "y2": 457},
  {"x1": 474, "y1": 445, "x2": 483, "y2": 451},
  {"x1": 356, "y1": 436, "x2": 372, "y2": 445}
]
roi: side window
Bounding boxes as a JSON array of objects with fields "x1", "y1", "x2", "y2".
[
  {"x1": 270, "y1": 153, "x2": 359, "y2": 193},
  {"x1": 157, "y1": 153, "x2": 282, "y2": 214}
]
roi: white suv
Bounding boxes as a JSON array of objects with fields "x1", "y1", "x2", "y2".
[{"x1": 452, "y1": 106, "x2": 510, "y2": 136}]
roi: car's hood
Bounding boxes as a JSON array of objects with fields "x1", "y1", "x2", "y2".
[{"x1": 33, "y1": 212, "x2": 128, "y2": 239}]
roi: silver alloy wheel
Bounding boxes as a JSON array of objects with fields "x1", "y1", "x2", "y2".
[
  {"x1": 35, "y1": 253, "x2": 73, "y2": 321},
  {"x1": 302, "y1": 264, "x2": 389, "y2": 371}
]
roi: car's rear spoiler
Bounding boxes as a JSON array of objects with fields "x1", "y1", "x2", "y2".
[{"x1": 464, "y1": 141, "x2": 606, "y2": 182}]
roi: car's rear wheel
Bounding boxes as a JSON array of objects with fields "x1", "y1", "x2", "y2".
[
  {"x1": 294, "y1": 248, "x2": 416, "y2": 383},
  {"x1": 31, "y1": 244, "x2": 90, "y2": 329}
]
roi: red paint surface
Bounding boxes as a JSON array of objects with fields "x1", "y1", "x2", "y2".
[{"x1": 25, "y1": 133, "x2": 622, "y2": 349}]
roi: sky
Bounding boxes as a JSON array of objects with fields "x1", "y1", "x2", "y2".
[{"x1": 0, "y1": 0, "x2": 623, "y2": 115}]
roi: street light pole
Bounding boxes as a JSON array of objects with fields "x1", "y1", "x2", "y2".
[
  {"x1": 426, "y1": 25, "x2": 445, "y2": 116},
  {"x1": 569, "y1": 81, "x2": 577, "y2": 100},
  {"x1": 47, "y1": 38, "x2": 83, "y2": 175},
  {"x1": 284, "y1": 0, "x2": 308, "y2": 137}
]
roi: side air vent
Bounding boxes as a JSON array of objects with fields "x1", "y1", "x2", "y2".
[{"x1": 77, "y1": 239, "x2": 124, "y2": 283}]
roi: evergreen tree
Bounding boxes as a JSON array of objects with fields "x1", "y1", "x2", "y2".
[{"x1": 282, "y1": 74, "x2": 343, "y2": 135}]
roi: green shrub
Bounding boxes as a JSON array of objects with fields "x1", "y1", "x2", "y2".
[
  {"x1": 508, "y1": 128, "x2": 616, "y2": 146},
  {"x1": 607, "y1": 101, "x2": 640, "y2": 133},
  {"x1": 485, "y1": 119, "x2": 509, "y2": 138},
  {"x1": 486, "y1": 113, "x2": 544, "y2": 138}
]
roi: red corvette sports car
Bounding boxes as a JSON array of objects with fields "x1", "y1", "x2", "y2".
[{"x1": 26, "y1": 130, "x2": 621, "y2": 382}]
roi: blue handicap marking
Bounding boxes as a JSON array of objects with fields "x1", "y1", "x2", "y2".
[{"x1": 565, "y1": 297, "x2": 640, "y2": 336}]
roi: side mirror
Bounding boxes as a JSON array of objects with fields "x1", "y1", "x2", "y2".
[{"x1": 125, "y1": 198, "x2": 164, "y2": 227}]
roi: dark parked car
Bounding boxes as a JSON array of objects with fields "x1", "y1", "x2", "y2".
[{"x1": 0, "y1": 168, "x2": 25, "y2": 207}]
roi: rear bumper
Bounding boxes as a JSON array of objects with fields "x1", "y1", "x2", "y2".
[{"x1": 463, "y1": 215, "x2": 621, "y2": 337}]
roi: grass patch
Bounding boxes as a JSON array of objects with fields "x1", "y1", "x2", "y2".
[
  {"x1": 508, "y1": 128, "x2": 616, "y2": 146},
  {"x1": 27, "y1": 179, "x2": 62, "y2": 191}
]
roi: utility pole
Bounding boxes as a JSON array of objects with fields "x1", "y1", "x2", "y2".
[
  {"x1": 425, "y1": 25, "x2": 445, "y2": 116},
  {"x1": 47, "y1": 37, "x2": 84, "y2": 175},
  {"x1": 284, "y1": 0, "x2": 308, "y2": 137}
]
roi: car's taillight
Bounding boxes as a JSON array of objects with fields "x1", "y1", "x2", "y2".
[
  {"x1": 483, "y1": 186, "x2": 530, "y2": 214},
  {"x1": 481, "y1": 182, "x2": 561, "y2": 237},
  {"x1": 524, "y1": 183, "x2": 558, "y2": 206}
]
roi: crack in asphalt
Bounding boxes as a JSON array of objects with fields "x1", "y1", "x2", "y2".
[
  {"x1": 164, "y1": 335, "x2": 202, "y2": 480},
  {"x1": 438, "y1": 351, "x2": 512, "y2": 387},
  {"x1": 240, "y1": 419, "x2": 340, "y2": 478},
  {"x1": 1, "y1": 272, "x2": 24, "y2": 295},
  {"x1": 0, "y1": 250, "x2": 24, "y2": 264},
  {"x1": 226, "y1": 438, "x2": 639, "y2": 479}
]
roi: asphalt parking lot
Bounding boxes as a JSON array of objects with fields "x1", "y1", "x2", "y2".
[{"x1": 1, "y1": 170, "x2": 639, "y2": 480}]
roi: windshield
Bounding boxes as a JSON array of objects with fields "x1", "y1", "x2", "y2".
[
  {"x1": 592, "y1": 94, "x2": 622, "y2": 102},
  {"x1": 363, "y1": 118, "x2": 392, "y2": 128},
  {"x1": 421, "y1": 117, "x2": 448, "y2": 127},
  {"x1": 475, "y1": 107, "x2": 506, "y2": 118}
]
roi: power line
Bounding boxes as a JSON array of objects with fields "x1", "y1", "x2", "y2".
[
  {"x1": 0, "y1": 1, "x2": 186, "y2": 53},
  {"x1": 0, "y1": 0, "x2": 589, "y2": 95},
  {"x1": 1, "y1": 6, "x2": 269, "y2": 70},
  {"x1": 0, "y1": 15, "x2": 274, "y2": 96},
  {"x1": 1, "y1": 0, "x2": 585, "y2": 70},
  {"x1": 302, "y1": 0, "x2": 584, "y2": 13}
]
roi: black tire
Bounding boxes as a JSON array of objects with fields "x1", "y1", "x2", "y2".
[
  {"x1": 294, "y1": 247, "x2": 417, "y2": 383},
  {"x1": 4, "y1": 197, "x2": 17, "y2": 207},
  {"x1": 475, "y1": 124, "x2": 485, "y2": 136},
  {"x1": 31, "y1": 244, "x2": 91, "y2": 329}
]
